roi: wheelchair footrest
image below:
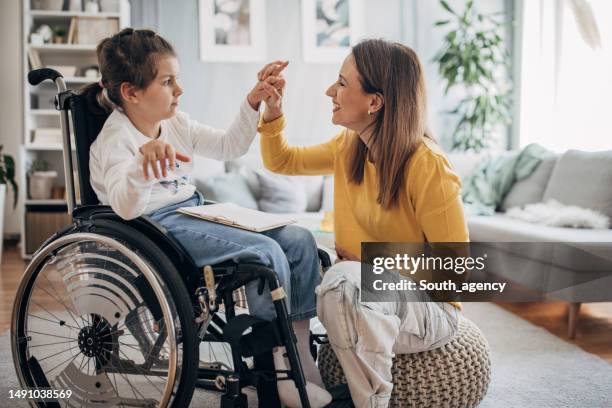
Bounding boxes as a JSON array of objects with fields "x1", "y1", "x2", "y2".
[{"x1": 223, "y1": 315, "x2": 282, "y2": 358}]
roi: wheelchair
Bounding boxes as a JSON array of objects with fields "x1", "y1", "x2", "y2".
[{"x1": 11, "y1": 68, "x2": 332, "y2": 408}]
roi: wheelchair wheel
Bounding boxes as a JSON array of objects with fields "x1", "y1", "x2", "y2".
[{"x1": 11, "y1": 225, "x2": 199, "y2": 407}]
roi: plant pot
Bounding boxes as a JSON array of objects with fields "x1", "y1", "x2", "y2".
[
  {"x1": 29, "y1": 171, "x2": 58, "y2": 200},
  {"x1": 53, "y1": 36, "x2": 66, "y2": 44},
  {"x1": 0, "y1": 184, "x2": 5, "y2": 266}
]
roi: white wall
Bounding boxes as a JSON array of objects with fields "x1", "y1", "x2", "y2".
[{"x1": 0, "y1": 0, "x2": 23, "y2": 236}]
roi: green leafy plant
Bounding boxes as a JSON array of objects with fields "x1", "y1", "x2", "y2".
[
  {"x1": 0, "y1": 145, "x2": 18, "y2": 208},
  {"x1": 52, "y1": 26, "x2": 67, "y2": 37},
  {"x1": 29, "y1": 159, "x2": 50, "y2": 174},
  {"x1": 433, "y1": 0, "x2": 512, "y2": 151}
]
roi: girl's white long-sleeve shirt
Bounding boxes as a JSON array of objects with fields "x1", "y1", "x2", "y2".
[{"x1": 90, "y1": 99, "x2": 259, "y2": 220}]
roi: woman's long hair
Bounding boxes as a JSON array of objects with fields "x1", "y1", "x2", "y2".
[
  {"x1": 348, "y1": 39, "x2": 431, "y2": 209},
  {"x1": 80, "y1": 28, "x2": 176, "y2": 111}
]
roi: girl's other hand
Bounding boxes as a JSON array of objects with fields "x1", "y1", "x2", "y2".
[{"x1": 139, "y1": 140, "x2": 191, "y2": 180}]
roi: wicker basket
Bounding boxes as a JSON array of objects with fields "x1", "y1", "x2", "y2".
[{"x1": 318, "y1": 316, "x2": 491, "y2": 408}]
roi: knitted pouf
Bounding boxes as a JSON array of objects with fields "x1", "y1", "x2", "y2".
[{"x1": 318, "y1": 316, "x2": 491, "y2": 408}]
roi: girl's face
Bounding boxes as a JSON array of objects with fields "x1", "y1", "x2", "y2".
[
  {"x1": 325, "y1": 54, "x2": 372, "y2": 132},
  {"x1": 133, "y1": 56, "x2": 183, "y2": 121}
]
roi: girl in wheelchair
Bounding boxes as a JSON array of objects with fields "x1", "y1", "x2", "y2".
[{"x1": 85, "y1": 28, "x2": 331, "y2": 407}]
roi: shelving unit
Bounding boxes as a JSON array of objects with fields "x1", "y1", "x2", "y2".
[{"x1": 21, "y1": 0, "x2": 129, "y2": 258}]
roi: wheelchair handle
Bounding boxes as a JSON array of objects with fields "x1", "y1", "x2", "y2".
[
  {"x1": 28, "y1": 68, "x2": 73, "y2": 214},
  {"x1": 28, "y1": 68, "x2": 63, "y2": 86}
]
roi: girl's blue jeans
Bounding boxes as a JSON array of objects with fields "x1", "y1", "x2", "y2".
[{"x1": 148, "y1": 192, "x2": 320, "y2": 321}]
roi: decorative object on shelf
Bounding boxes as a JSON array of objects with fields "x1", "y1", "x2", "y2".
[
  {"x1": 100, "y1": 0, "x2": 120, "y2": 12},
  {"x1": 301, "y1": 0, "x2": 365, "y2": 63},
  {"x1": 51, "y1": 186, "x2": 66, "y2": 200},
  {"x1": 69, "y1": 0, "x2": 84, "y2": 11},
  {"x1": 73, "y1": 17, "x2": 119, "y2": 44},
  {"x1": 433, "y1": 0, "x2": 512, "y2": 152},
  {"x1": 0, "y1": 145, "x2": 18, "y2": 209},
  {"x1": 84, "y1": 0, "x2": 101, "y2": 13},
  {"x1": 52, "y1": 26, "x2": 68, "y2": 44},
  {"x1": 84, "y1": 66, "x2": 100, "y2": 78},
  {"x1": 199, "y1": 0, "x2": 266, "y2": 62},
  {"x1": 30, "y1": 32, "x2": 44, "y2": 46},
  {"x1": 0, "y1": 146, "x2": 18, "y2": 265},
  {"x1": 28, "y1": 160, "x2": 58, "y2": 200},
  {"x1": 47, "y1": 65, "x2": 78, "y2": 77},
  {"x1": 35, "y1": 0, "x2": 65, "y2": 11},
  {"x1": 35, "y1": 24, "x2": 54, "y2": 43}
]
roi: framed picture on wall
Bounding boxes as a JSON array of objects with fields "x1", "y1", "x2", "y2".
[
  {"x1": 199, "y1": 0, "x2": 266, "y2": 62},
  {"x1": 302, "y1": 0, "x2": 365, "y2": 63}
]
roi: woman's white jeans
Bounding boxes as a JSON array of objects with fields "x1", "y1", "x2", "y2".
[{"x1": 316, "y1": 261, "x2": 460, "y2": 408}]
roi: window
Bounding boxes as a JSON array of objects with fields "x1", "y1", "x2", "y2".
[{"x1": 518, "y1": 0, "x2": 612, "y2": 152}]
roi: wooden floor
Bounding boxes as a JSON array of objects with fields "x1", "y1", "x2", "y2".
[{"x1": 2, "y1": 245, "x2": 612, "y2": 363}]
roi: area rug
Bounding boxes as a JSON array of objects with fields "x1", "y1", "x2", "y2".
[{"x1": 1, "y1": 302, "x2": 611, "y2": 407}]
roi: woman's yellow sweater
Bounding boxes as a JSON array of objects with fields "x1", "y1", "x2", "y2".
[{"x1": 258, "y1": 116, "x2": 469, "y2": 308}]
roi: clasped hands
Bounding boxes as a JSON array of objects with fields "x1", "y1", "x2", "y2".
[{"x1": 139, "y1": 60, "x2": 288, "y2": 180}]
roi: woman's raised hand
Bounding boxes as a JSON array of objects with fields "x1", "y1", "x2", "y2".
[
  {"x1": 257, "y1": 60, "x2": 289, "y2": 122},
  {"x1": 247, "y1": 60, "x2": 289, "y2": 111},
  {"x1": 139, "y1": 139, "x2": 191, "y2": 180}
]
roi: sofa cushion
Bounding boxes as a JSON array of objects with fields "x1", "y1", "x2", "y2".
[
  {"x1": 227, "y1": 154, "x2": 324, "y2": 211},
  {"x1": 468, "y1": 214, "x2": 612, "y2": 281},
  {"x1": 542, "y1": 150, "x2": 612, "y2": 220},
  {"x1": 199, "y1": 171, "x2": 258, "y2": 209},
  {"x1": 468, "y1": 214, "x2": 612, "y2": 242},
  {"x1": 255, "y1": 170, "x2": 308, "y2": 213},
  {"x1": 501, "y1": 156, "x2": 558, "y2": 211}
]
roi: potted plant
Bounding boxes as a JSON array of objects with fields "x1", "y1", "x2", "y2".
[
  {"x1": 28, "y1": 159, "x2": 57, "y2": 200},
  {"x1": 0, "y1": 145, "x2": 18, "y2": 264},
  {"x1": 433, "y1": 0, "x2": 512, "y2": 152},
  {"x1": 52, "y1": 26, "x2": 68, "y2": 44}
]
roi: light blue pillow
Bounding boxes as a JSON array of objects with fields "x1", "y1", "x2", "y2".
[
  {"x1": 199, "y1": 172, "x2": 258, "y2": 210},
  {"x1": 255, "y1": 170, "x2": 308, "y2": 213}
]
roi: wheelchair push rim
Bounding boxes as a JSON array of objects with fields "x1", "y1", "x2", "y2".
[{"x1": 12, "y1": 233, "x2": 180, "y2": 407}]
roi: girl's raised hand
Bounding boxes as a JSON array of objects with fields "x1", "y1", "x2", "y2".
[
  {"x1": 139, "y1": 139, "x2": 191, "y2": 180},
  {"x1": 257, "y1": 60, "x2": 289, "y2": 82},
  {"x1": 247, "y1": 60, "x2": 289, "y2": 110}
]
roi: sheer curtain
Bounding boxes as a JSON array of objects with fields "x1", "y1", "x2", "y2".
[{"x1": 518, "y1": 0, "x2": 612, "y2": 152}]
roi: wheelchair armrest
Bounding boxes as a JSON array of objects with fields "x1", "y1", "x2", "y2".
[{"x1": 317, "y1": 248, "x2": 332, "y2": 269}]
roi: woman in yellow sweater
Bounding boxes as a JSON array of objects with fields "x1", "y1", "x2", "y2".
[{"x1": 257, "y1": 39, "x2": 469, "y2": 407}]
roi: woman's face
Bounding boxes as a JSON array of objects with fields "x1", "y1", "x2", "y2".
[{"x1": 325, "y1": 54, "x2": 373, "y2": 132}]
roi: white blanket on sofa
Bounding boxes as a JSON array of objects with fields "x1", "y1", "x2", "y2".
[{"x1": 506, "y1": 199, "x2": 610, "y2": 229}]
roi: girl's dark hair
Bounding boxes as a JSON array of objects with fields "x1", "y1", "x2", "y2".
[
  {"x1": 347, "y1": 38, "x2": 433, "y2": 209},
  {"x1": 81, "y1": 28, "x2": 176, "y2": 111}
]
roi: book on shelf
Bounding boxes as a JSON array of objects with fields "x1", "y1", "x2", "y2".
[
  {"x1": 28, "y1": 48, "x2": 42, "y2": 70},
  {"x1": 177, "y1": 202, "x2": 297, "y2": 233},
  {"x1": 31, "y1": 128, "x2": 62, "y2": 145}
]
